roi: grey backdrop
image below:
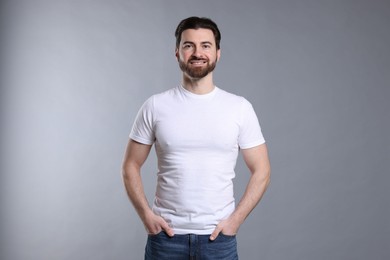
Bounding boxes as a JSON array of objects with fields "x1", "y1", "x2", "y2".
[{"x1": 1, "y1": 0, "x2": 389, "y2": 259}]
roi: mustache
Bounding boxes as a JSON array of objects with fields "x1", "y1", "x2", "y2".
[{"x1": 189, "y1": 57, "x2": 208, "y2": 62}]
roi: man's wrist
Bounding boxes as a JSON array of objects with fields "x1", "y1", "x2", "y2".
[
  {"x1": 138, "y1": 207, "x2": 154, "y2": 221},
  {"x1": 229, "y1": 210, "x2": 245, "y2": 226}
]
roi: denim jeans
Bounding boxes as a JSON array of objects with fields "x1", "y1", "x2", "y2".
[{"x1": 145, "y1": 231, "x2": 239, "y2": 260}]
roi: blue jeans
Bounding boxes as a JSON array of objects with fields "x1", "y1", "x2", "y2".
[{"x1": 145, "y1": 231, "x2": 239, "y2": 260}]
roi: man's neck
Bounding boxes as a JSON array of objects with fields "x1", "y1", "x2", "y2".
[{"x1": 181, "y1": 73, "x2": 215, "y2": 95}]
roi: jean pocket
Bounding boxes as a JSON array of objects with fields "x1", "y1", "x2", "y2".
[
  {"x1": 220, "y1": 232, "x2": 236, "y2": 238},
  {"x1": 148, "y1": 231, "x2": 164, "y2": 237}
]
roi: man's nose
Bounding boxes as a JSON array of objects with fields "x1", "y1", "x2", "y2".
[{"x1": 192, "y1": 47, "x2": 203, "y2": 58}]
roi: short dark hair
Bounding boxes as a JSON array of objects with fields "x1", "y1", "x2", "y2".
[{"x1": 175, "y1": 16, "x2": 221, "y2": 49}]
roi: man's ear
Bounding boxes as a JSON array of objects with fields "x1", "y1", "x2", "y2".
[
  {"x1": 217, "y1": 49, "x2": 221, "y2": 62},
  {"x1": 175, "y1": 48, "x2": 179, "y2": 60}
]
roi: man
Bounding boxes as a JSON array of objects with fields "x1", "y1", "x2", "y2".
[{"x1": 122, "y1": 16, "x2": 270, "y2": 259}]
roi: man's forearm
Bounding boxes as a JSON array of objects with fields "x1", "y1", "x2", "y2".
[
  {"x1": 231, "y1": 168, "x2": 270, "y2": 225},
  {"x1": 122, "y1": 166, "x2": 153, "y2": 219},
  {"x1": 231, "y1": 144, "x2": 271, "y2": 225},
  {"x1": 122, "y1": 140, "x2": 174, "y2": 236},
  {"x1": 122, "y1": 165, "x2": 174, "y2": 236},
  {"x1": 209, "y1": 166, "x2": 270, "y2": 240},
  {"x1": 210, "y1": 144, "x2": 271, "y2": 240}
]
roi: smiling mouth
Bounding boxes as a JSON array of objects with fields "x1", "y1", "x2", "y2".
[{"x1": 189, "y1": 60, "x2": 207, "y2": 66}]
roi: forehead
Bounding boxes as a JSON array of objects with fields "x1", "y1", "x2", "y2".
[{"x1": 180, "y1": 28, "x2": 215, "y2": 44}]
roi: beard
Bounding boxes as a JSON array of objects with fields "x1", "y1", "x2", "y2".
[{"x1": 178, "y1": 57, "x2": 217, "y2": 79}]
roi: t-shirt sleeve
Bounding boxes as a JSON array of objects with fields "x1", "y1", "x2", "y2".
[
  {"x1": 129, "y1": 96, "x2": 155, "y2": 145},
  {"x1": 238, "y1": 98, "x2": 266, "y2": 149}
]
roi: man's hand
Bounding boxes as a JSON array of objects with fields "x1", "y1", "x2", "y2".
[
  {"x1": 143, "y1": 211, "x2": 174, "y2": 237},
  {"x1": 209, "y1": 216, "x2": 240, "y2": 241}
]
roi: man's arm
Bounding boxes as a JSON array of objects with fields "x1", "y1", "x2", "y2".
[
  {"x1": 210, "y1": 143, "x2": 271, "y2": 240},
  {"x1": 122, "y1": 139, "x2": 174, "y2": 236}
]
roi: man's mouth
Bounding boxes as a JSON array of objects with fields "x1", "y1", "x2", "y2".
[{"x1": 189, "y1": 59, "x2": 207, "y2": 66}]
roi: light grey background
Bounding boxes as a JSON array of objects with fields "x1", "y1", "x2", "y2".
[{"x1": 1, "y1": 0, "x2": 389, "y2": 259}]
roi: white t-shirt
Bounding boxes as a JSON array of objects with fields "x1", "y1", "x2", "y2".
[{"x1": 130, "y1": 85, "x2": 265, "y2": 234}]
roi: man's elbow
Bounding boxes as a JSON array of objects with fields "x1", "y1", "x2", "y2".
[
  {"x1": 260, "y1": 165, "x2": 271, "y2": 187},
  {"x1": 265, "y1": 171, "x2": 271, "y2": 187},
  {"x1": 121, "y1": 167, "x2": 128, "y2": 180},
  {"x1": 121, "y1": 162, "x2": 140, "y2": 181}
]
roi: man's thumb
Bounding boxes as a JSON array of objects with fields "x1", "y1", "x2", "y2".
[
  {"x1": 161, "y1": 221, "x2": 174, "y2": 237},
  {"x1": 209, "y1": 227, "x2": 221, "y2": 241}
]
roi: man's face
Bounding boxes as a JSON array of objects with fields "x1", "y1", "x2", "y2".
[{"x1": 176, "y1": 28, "x2": 220, "y2": 79}]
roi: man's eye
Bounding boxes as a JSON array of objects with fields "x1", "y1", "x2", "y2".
[
  {"x1": 183, "y1": 45, "x2": 192, "y2": 49},
  {"x1": 203, "y1": 45, "x2": 211, "y2": 49}
]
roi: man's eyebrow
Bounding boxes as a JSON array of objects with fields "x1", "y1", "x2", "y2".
[{"x1": 182, "y1": 41, "x2": 213, "y2": 45}]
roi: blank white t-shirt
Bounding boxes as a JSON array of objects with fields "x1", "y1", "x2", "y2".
[{"x1": 130, "y1": 85, "x2": 265, "y2": 234}]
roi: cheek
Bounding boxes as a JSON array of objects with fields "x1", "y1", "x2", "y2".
[{"x1": 178, "y1": 52, "x2": 190, "y2": 62}]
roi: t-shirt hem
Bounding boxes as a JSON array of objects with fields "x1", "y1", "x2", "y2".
[
  {"x1": 129, "y1": 134, "x2": 154, "y2": 145},
  {"x1": 239, "y1": 139, "x2": 266, "y2": 149},
  {"x1": 173, "y1": 228, "x2": 215, "y2": 235}
]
